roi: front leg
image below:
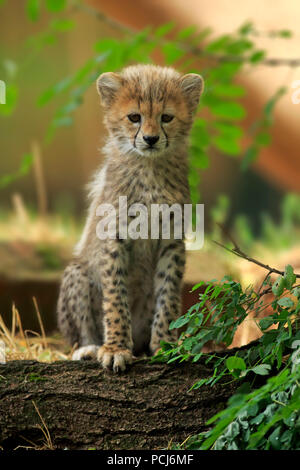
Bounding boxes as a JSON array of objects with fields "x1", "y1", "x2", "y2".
[
  {"x1": 97, "y1": 239, "x2": 133, "y2": 372},
  {"x1": 150, "y1": 240, "x2": 185, "y2": 353}
]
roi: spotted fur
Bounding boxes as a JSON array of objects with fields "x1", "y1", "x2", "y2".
[{"x1": 57, "y1": 64, "x2": 203, "y2": 372}]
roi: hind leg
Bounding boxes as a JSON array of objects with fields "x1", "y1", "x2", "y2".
[{"x1": 57, "y1": 260, "x2": 103, "y2": 359}]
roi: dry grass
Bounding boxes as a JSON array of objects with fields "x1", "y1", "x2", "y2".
[
  {"x1": 13, "y1": 400, "x2": 55, "y2": 451},
  {"x1": 0, "y1": 300, "x2": 72, "y2": 362}
]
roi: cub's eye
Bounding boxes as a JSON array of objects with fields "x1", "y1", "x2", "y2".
[
  {"x1": 161, "y1": 114, "x2": 174, "y2": 123},
  {"x1": 128, "y1": 113, "x2": 141, "y2": 123}
]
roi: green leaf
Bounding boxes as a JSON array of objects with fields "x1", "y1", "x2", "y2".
[
  {"x1": 191, "y1": 282, "x2": 205, "y2": 292},
  {"x1": 208, "y1": 101, "x2": 246, "y2": 120},
  {"x1": 226, "y1": 356, "x2": 246, "y2": 371},
  {"x1": 169, "y1": 316, "x2": 190, "y2": 329},
  {"x1": 26, "y1": 0, "x2": 40, "y2": 21},
  {"x1": 284, "y1": 265, "x2": 296, "y2": 290},
  {"x1": 235, "y1": 382, "x2": 251, "y2": 395},
  {"x1": 291, "y1": 287, "x2": 300, "y2": 299},
  {"x1": 37, "y1": 76, "x2": 73, "y2": 106},
  {"x1": 46, "y1": 0, "x2": 66, "y2": 12},
  {"x1": 0, "y1": 153, "x2": 33, "y2": 189},
  {"x1": 192, "y1": 353, "x2": 203, "y2": 362},
  {"x1": 277, "y1": 297, "x2": 294, "y2": 309},
  {"x1": 213, "y1": 83, "x2": 245, "y2": 98},
  {"x1": 250, "y1": 412, "x2": 265, "y2": 426},
  {"x1": 226, "y1": 38, "x2": 253, "y2": 55},
  {"x1": 251, "y1": 364, "x2": 271, "y2": 376},
  {"x1": 269, "y1": 426, "x2": 282, "y2": 449},
  {"x1": 238, "y1": 21, "x2": 254, "y2": 35},
  {"x1": 162, "y1": 42, "x2": 184, "y2": 64},
  {"x1": 214, "y1": 122, "x2": 243, "y2": 139},
  {"x1": 154, "y1": 22, "x2": 175, "y2": 38},
  {"x1": 255, "y1": 131, "x2": 271, "y2": 147},
  {"x1": 57, "y1": 99, "x2": 81, "y2": 115},
  {"x1": 272, "y1": 276, "x2": 285, "y2": 297},
  {"x1": 167, "y1": 355, "x2": 182, "y2": 364},
  {"x1": 52, "y1": 116, "x2": 73, "y2": 128},
  {"x1": 190, "y1": 149, "x2": 210, "y2": 169},
  {"x1": 94, "y1": 38, "x2": 121, "y2": 54},
  {"x1": 279, "y1": 30, "x2": 292, "y2": 38},
  {"x1": 183, "y1": 336, "x2": 196, "y2": 351},
  {"x1": 19, "y1": 153, "x2": 34, "y2": 174},
  {"x1": 0, "y1": 83, "x2": 18, "y2": 115},
  {"x1": 249, "y1": 50, "x2": 266, "y2": 63},
  {"x1": 259, "y1": 316, "x2": 275, "y2": 330},
  {"x1": 51, "y1": 19, "x2": 75, "y2": 32},
  {"x1": 209, "y1": 63, "x2": 242, "y2": 81},
  {"x1": 241, "y1": 146, "x2": 258, "y2": 171},
  {"x1": 213, "y1": 134, "x2": 241, "y2": 156},
  {"x1": 205, "y1": 35, "x2": 231, "y2": 53},
  {"x1": 224, "y1": 421, "x2": 240, "y2": 439},
  {"x1": 177, "y1": 26, "x2": 197, "y2": 40},
  {"x1": 264, "y1": 87, "x2": 286, "y2": 121},
  {"x1": 191, "y1": 118, "x2": 210, "y2": 146}
]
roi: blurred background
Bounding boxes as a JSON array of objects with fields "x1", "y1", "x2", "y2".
[{"x1": 0, "y1": 0, "x2": 299, "y2": 356}]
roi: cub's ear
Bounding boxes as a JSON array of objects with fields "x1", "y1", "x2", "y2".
[
  {"x1": 180, "y1": 73, "x2": 204, "y2": 113},
  {"x1": 96, "y1": 72, "x2": 123, "y2": 106}
]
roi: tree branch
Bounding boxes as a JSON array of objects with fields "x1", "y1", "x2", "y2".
[
  {"x1": 76, "y1": 2, "x2": 300, "y2": 68},
  {"x1": 213, "y1": 226, "x2": 300, "y2": 279}
]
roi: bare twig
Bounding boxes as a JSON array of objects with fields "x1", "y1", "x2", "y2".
[
  {"x1": 206, "y1": 55, "x2": 300, "y2": 67},
  {"x1": 32, "y1": 297, "x2": 48, "y2": 349},
  {"x1": 32, "y1": 400, "x2": 54, "y2": 450},
  {"x1": 213, "y1": 239, "x2": 300, "y2": 279},
  {"x1": 214, "y1": 223, "x2": 300, "y2": 279},
  {"x1": 74, "y1": 2, "x2": 131, "y2": 35},
  {"x1": 257, "y1": 270, "x2": 273, "y2": 295}
]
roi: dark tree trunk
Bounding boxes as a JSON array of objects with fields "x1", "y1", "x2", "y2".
[{"x1": 0, "y1": 359, "x2": 239, "y2": 450}]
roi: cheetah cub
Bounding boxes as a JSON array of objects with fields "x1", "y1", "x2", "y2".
[{"x1": 57, "y1": 64, "x2": 203, "y2": 372}]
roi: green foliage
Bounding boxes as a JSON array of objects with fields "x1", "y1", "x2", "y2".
[
  {"x1": 0, "y1": 3, "x2": 291, "y2": 199},
  {"x1": 155, "y1": 264, "x2": 300, "y2": 450},
  {"x1": 35, "y1": 17, "x2": 286, "y2": 203},
  {"x1": 26, "y1": 0, "x2": 40, "y2": 22},
  {"x1": 26, "y1": 0, "x2": 67, "y2": 22},
  {"x1": 45, "y1": 0, "x2": 67, "y2": 13},
  {"x1": 184, "y1": 367, "x2": 300, "y2": 450}
]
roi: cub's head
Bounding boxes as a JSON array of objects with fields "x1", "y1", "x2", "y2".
[{"x1": 97, "y1": 64, "x2": 203, "y2": 157}]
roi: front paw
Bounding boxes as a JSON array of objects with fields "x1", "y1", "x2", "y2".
[
  {"x1": 72, "y1": 345, "x2": 99, "y2": 360},
  {"x1": 97, "y1": 344, "x2": 133, "y2": 373}
]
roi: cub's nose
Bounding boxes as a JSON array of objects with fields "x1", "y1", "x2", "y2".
[{"x1": 143, "y1": 135, "x2": 159, "y2": 147}]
